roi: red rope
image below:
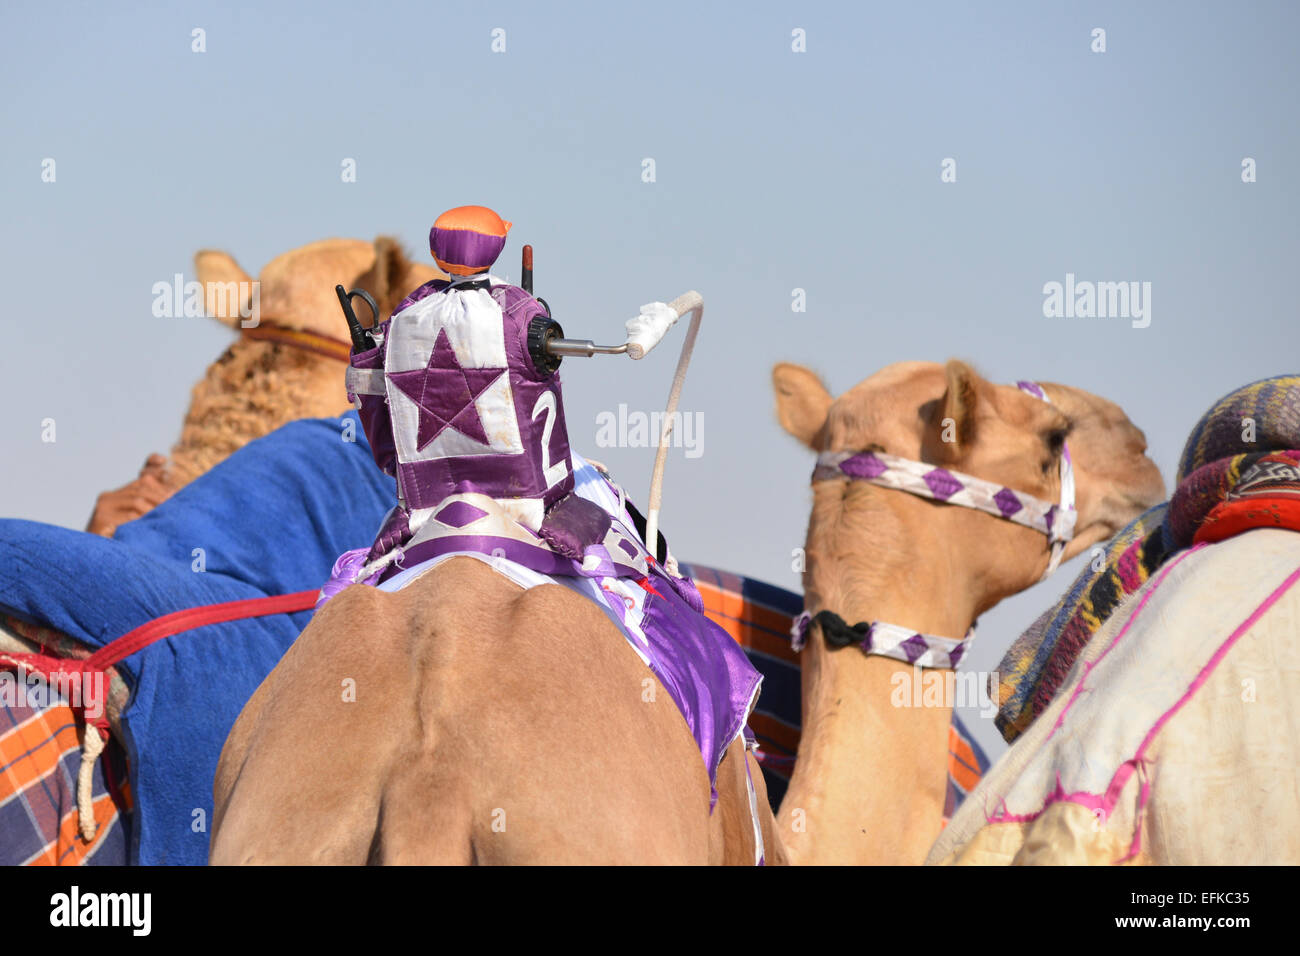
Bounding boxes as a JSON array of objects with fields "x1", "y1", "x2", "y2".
[
  {"x1": 0, "y1": 590, "x2": 320, "y2": 734},
  {"x1": 84, "y1": 590, "x2": 319, "y2": 671}
]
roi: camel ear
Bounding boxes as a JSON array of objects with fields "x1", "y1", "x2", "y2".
[
  {"x1": 773, "y1": 363, "x2": 833, "y2": 449},
  {"x1": 938, "y1": 359, "x2": 982, "y2": 450},
  {"x1": 352, "y1": 236, "x2": 418, "y2": 326},
  {"x1": 195, "y1": 250, "x2": 253, "y2": 326}
]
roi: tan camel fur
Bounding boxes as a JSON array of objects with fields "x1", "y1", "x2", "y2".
[{"x1": 771, "y1": 360, "x2": 1164, "y2": 864}]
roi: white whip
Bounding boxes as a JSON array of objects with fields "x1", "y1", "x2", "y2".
[{"x1": 638, "y1": 292, "x2": 703, "y2": 562}]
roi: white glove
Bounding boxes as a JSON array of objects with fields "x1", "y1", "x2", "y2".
[{"x1": 624, "y1": 301, "x2": 680, "y2": 360}]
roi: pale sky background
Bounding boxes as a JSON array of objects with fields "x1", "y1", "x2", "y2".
[{"x1": 3, "y1": 0, "x2": 1297, "y2": 760}]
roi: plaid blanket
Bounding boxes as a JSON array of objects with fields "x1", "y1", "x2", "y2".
[{"x1": 0, "y1": 690, "x2": 131, "y2": 865}]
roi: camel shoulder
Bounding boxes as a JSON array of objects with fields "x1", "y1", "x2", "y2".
[
  {"x1": 300, "y1": 558, "x2": 644, "y2": 718},
  {"x1": 322, "y1": 557, "x2": 610, "y2": 651},
  {"x1": 394, "y1": 557, "x2": 643, "y2": 680}
]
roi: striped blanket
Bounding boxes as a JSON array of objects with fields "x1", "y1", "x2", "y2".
[
  {"x1": 0, "y1": 673, "x2": 132, "y2": 865},
  {"x1": 1, "y1": 612, "x2": 133, "y2": 865}
]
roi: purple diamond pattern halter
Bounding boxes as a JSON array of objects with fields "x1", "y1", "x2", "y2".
[
  {"x1": 791, "y1": 611, "x2": 973, "y2": 669},
  {"x1": 794, "y1": 380, "x2": 1077, "y2": 668},
  {"x1": 811, "y1": 382, "x2": 1076, "y2": 572}
]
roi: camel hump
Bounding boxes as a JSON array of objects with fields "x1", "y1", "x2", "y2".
[
  {"x1": 213, "y1": 553, "x2": 707, "y2": 864},
  {"x1": 305, "y1": 555, "x2": 623, "y2": 683}
]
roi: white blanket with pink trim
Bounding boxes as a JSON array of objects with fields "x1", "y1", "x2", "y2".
[{"x1": 928, "y1": 528, "x2": 1300, "y2": 865}]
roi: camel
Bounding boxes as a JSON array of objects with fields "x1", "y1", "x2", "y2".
[
  {"x1": 928, "y1": 377, "x2": 1300, "y2": 866},
  {"x1": 10, "y1": 234, "x2": 439, "y2": 667},
  {"x1": 1, "y1": 236, "x2": 441, "y2": 865},
  {"x1": 210, "y1": 358, "x2": 1161, "y2": 865},
  {"x1": 212, "y1": 555, "x2": 779, "y2": 865},
  {"x1": 85, "y1": 237, "x2": 442, "y2": 536},
  {"x1": 767, "y1": 359, "x2": 1165, "y2": 864}
]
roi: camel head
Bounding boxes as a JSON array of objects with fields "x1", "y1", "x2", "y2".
[
  {"x1": 773, "y1": 360, "x2": 1165, "y2": 623},
  {"x1": 193, "y1": 236, "x2": 446, "y2": 339}
]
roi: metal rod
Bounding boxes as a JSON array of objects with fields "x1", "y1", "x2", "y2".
[
  {"x1": 521, "y1": 244, "x2": 534, "y2": 294},
  {"x1": 545, "y1": 338, "x2": 630, "y2": 357}
]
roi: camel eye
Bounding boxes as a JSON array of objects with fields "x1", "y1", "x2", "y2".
[{"x1": 1041, "y1": 425, "x2": 1070, "y2": 474}]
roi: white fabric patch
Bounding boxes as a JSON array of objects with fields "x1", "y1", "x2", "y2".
[
  {"x1": 345, "y1": 367, "x2": 386, "y2": 396},
  {"x1": 385, "y1": 277, "x2": 524, "y2": 463}
]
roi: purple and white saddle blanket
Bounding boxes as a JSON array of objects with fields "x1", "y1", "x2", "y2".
[{"x1": 320, "y1": 454, "x2": 766, "y2": 853}]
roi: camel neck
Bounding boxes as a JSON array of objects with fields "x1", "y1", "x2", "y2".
[
  {"x1": 167, "y1": 338, "x2": 347, "y2": 489},
  {"x1": 777, "y1": 484, "x2": 982, "y2": 864}
]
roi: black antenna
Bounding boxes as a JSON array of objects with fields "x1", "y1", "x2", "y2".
[{"x1": 335, "y1": 285, "x2": 379, "y2": 352}]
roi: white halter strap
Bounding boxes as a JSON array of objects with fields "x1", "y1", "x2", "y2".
[
  {"x1": 794, "y1": 381, "x2": 1077, "y2": 667},
  {"x1": 790, "y1": 610, "x2": 974, "y2": 669}
]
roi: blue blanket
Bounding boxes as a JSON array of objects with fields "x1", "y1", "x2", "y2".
[{"x1": 0, "y1": 413, "x2": 393, "y2": 865}]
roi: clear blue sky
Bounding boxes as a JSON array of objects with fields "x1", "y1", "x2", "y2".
[{"x1": 4, "y1": 0, "x2": 1297, "y2": 759}]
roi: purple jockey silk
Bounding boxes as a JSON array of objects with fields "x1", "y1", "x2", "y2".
[
  {"x1": 537, "y1": 493, "x2": 613, "y2": 558},
  {"x1": 352, "y1": 277, "x2": 573, "y2": 518},
  {"x1": 320, "y1": 458, "x2": 764, "y2": 806},
  {"x1": 429, "y1": 227, "x2": 508, "y2": 273},
  {"x1": 635, "y1": 569, "x2": 764, "y2": 800}
]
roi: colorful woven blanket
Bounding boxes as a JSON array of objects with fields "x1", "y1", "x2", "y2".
[
  {"x1": 995, "y1": 374, "x2": 1300, "y2": 742},
  {"x1": 0, "y1": 677, "x2": 132, "y2": 865}
]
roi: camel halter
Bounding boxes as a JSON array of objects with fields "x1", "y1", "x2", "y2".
[
  {"x1": 242, "y1": 321, "x2": 353, "y2": 363},
  {"x1": 793, "y1": 381, "x2": 1076, "y2": 668}
]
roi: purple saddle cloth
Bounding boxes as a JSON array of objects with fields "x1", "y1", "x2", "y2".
[{"x1": 320, "y1": 455, "x2": 763, "y2": 805}]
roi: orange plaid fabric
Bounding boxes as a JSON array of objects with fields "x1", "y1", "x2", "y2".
[{"x1": 0, "y1": 692, "x2": 131, "y2": 865}]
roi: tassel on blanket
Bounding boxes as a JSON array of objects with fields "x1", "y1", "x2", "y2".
[
  {"x1": 77, "y1": 725, "x2": 108, "y2": 841},
  {"x1": 0, "y1": 631, "x2": 122, "y2": 843}
]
